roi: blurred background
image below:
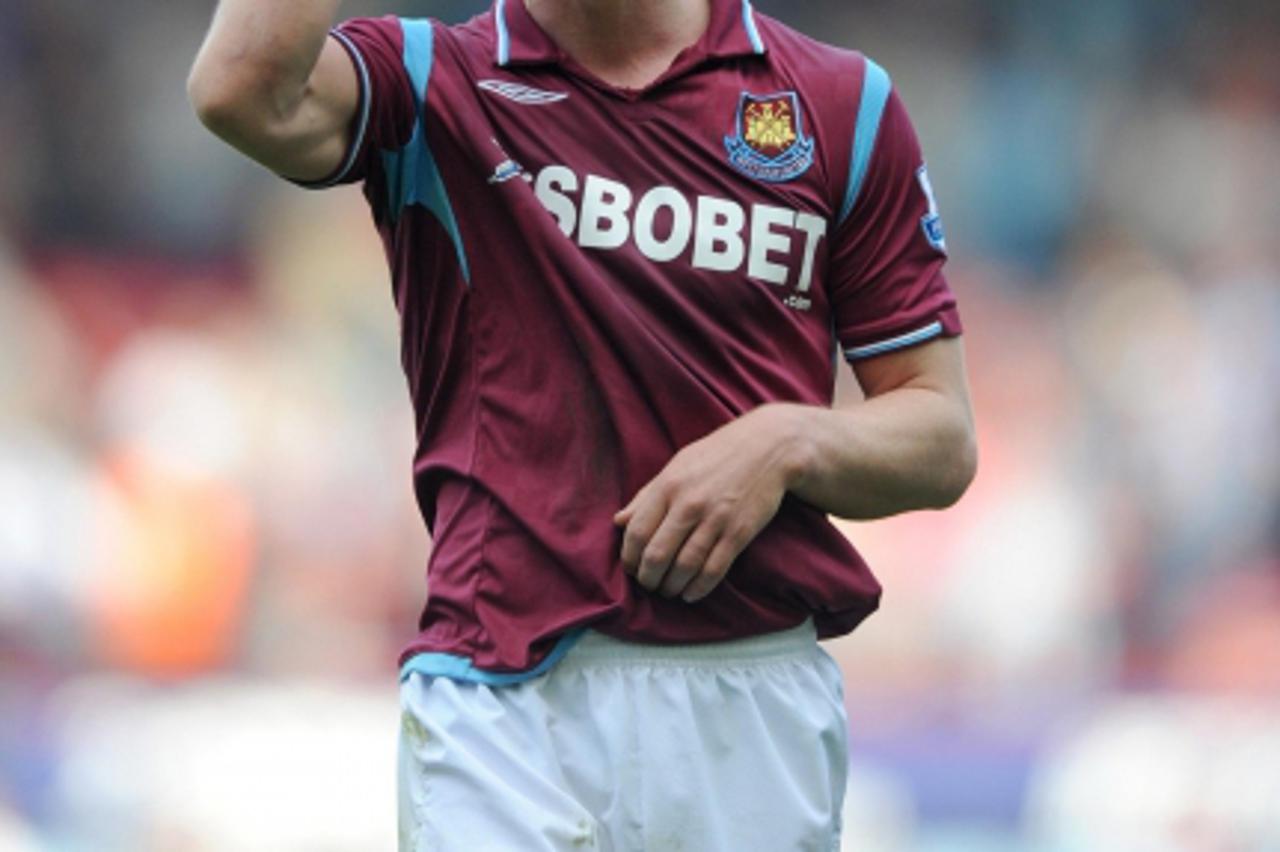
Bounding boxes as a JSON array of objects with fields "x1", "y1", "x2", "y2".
[{"x1": 1, "y1": 0, "x2": 1278, "y2": 849}]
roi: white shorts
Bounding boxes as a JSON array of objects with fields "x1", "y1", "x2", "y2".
[{"x1": 398, "y1": 620, "x2": 849, "y2": 851}]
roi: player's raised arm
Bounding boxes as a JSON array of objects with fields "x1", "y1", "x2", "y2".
[{"x1": 187, "y1": 0, "x2": 358, "y2": 183}]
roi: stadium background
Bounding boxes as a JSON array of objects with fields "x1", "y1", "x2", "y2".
[{"x1": 1, "y1": 0, "x2": 1278, "y2": 848}]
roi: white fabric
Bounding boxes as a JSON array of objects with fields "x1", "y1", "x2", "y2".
[{"x1": 398, "y1": 621, "x2": 849, "y2": 851}]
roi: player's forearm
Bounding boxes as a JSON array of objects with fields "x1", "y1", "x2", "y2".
[
  {"x1": 614, "y1": 384, "x2": 975, "y2": 601},
  {"x1": 778, "y1": 387, "x2": 977, "y2": 520},
  {"x1": 188, "y1": 0, "x2": 344, "y2": 136}
]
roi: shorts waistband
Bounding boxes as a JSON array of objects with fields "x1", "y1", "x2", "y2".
[{"x1": 561, "y1": 620, "x2": 819, "y2": 669}]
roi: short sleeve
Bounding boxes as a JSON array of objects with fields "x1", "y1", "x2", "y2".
[
  {"x1": 294, "y1": 16, "x2": 418, "y2": 189},
  {"x1": 827, "y1": 72, "x2": 962, "y2": 362}
]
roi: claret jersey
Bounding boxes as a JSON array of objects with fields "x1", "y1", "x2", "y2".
[{"x1": 304, "y1": 0, "x2": 962, "y2": 678}]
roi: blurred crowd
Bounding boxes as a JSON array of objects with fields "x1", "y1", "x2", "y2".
[{"x1": 1, "y1": 0, "x2": 1278, "y2": 849}]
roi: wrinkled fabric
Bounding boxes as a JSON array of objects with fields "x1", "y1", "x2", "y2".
[{"x1": 398, "y1": 621, "x2": 848, "y2": 851}]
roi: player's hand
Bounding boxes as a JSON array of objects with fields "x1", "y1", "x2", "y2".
[{"x1": 614, "y1": 404, "x2": 811, "y2": 602}]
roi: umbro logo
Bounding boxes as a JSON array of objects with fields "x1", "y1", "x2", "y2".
[{"x1": 477, "y1": 79, "x2": 569, "y2": 105}]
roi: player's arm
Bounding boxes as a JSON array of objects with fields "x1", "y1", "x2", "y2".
[
  {"x1": 615, "y1": 338, "x2": 976, "y2": 603},
  {"x1": 187, "y1": 0, "x2": 357, "y2": 182},
  {"x1": 788, "y1": 336, "x2": 976, "y2": 518},
  {"x1": 619, "y1": 69, "x2": 973, "y2": 603}
]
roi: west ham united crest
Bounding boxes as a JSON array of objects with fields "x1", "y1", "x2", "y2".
[{"x1": 724, "y1": 91, "x2": 815, "y2": 183}]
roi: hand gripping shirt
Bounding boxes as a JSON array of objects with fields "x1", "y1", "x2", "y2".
[{"x1": 305, "y1": 0, "x2": 962, "y2": 681}]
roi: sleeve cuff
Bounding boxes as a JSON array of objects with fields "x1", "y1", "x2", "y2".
[{"x1": 841, "y1": 306, "x2": 963, "y2": 362}]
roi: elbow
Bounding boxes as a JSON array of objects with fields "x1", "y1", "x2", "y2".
[
  {"x1": 187, "y1": 54, "x2": 289, "y2": 143},
  {"x1": 187, "y1": 60, "x2": 250, "y2": 138},
  {"x1": 931, "y1": 426, "x2": 978, "y2": 509}
]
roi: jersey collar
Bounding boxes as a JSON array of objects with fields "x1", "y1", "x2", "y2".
[{"x1": 493, "y1": 0, "x2": 768, "y2": 68}]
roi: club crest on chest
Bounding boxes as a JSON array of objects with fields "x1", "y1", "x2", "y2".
[{"x1": 724, "y1": 91, "x2": 815, "y2": 183}]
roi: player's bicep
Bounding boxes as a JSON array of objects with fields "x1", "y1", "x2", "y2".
[
  {"x1": 842, "y1": 331, "x2": 977, "y2": 509},
  {"x1": 210, "y1": 17, "x2": 418, "y2": 190},
  {"x1": 850, "y1": 335, "x2": 972, "y2": 410},
  {"x1": 256, "y1": 37, "x2": 363, "y2": 184}
]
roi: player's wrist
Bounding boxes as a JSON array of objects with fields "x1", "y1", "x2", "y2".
[{"x1": 755, "y1": 403, "x2": 819, "y2": 494}]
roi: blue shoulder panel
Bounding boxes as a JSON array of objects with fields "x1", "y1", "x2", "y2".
[
  {"x1": 380, "y1": 18, "x2": 471, "y2": 283},
  {"x1": 838, "y1": 59, "x2": 892, "y2": 225},
  {"x1": 399, "y1": 629, "x2": 588, "y2": 686},
  {"x1": 495, "y1": 0, "x2": 512, "y2": 66},
  {"x1": 741, "y1": 1, "x2": 766, "y2": 54},
  {"x1": 402, "y1": 17, "x2": 434, "y2": 97}
]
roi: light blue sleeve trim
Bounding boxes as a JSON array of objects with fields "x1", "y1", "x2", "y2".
[
  {"x1": 495, "y1": 0, "x2": 512, "y2": 66},
  {"x1": 844, "y1": 320, "x2": 943, "y2": 361},
  {"x1": 399, "y1": 629, "x2": 588, "y2": 686},
  {"x1": 838, "y1": 59, "x2": 892, "y2": 225},
  {"x1": 380, "y1": 19, "x2": 472, "y2": 283},
  {"x1": 313, "y1": 30, "x2": 371, "y2": 187},
  {"x1": 741, "y1": 0, "x2": 766, "y2": 54}
]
